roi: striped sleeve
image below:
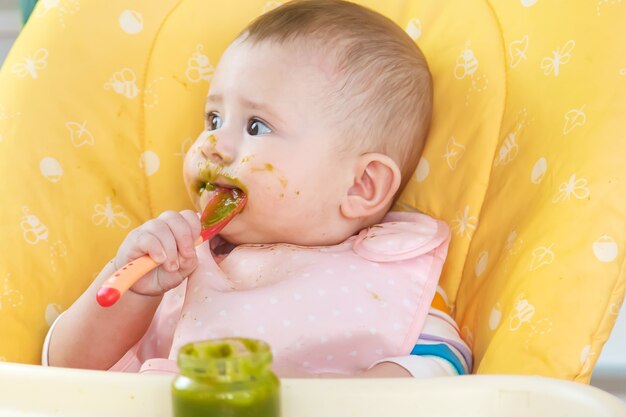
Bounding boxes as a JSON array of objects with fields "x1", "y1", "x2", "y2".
[
  {"x1": 373, "y1": 288, "x2": 472, "y2": 377},
  {"x1": 410, "y1": 308, "x2": 473, "y2": 375}
]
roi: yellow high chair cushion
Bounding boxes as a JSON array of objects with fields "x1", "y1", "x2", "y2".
[
  {"x1": 0, "y1": 0, "x2": 624, "y2": 382},
  {"x1": 397, "y1": 1, "x2": 626, "y2": 381}
]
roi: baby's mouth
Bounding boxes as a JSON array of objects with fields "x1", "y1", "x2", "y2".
[
  {"x1": 194, "y1": 162, "x2": 246, "y2": 209},
  {"x1": 198, "y1": 178, "x2": 245, "y2": 212}
]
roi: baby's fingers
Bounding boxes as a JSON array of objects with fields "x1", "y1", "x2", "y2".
[
  {"x1": 180, "y1": 210, "x2": 202, "y2": 242},
  {"x1": 158, "y1": 210, "x2": 199, "y2": 258},
  {"x1": 134, "y1": 232, "x2": 167, "y2": 265},
  {"x1": 142, "y1": 219, "x2": 179, "y2": 271}
]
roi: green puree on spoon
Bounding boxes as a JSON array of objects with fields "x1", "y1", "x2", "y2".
[
  {"x1": 96, "y1": 187, "x2": 247, "y2": 307},
  {"x1": 200, "y1": 187, "x2": 246, "y2": 241}
]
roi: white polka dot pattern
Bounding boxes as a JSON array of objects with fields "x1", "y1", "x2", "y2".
[{"x1": 115, "y1": 212, "x2": 450, "y2": 375}]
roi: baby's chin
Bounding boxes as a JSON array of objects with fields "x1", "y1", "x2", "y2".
[
  {"x1": 217, "y1": 228, "x2": 275, "y2": 246},
  {"x1": 214, "y1": 218, "x2": 278, "y2": 245},
  {"x1": 219, "y1": 225, "x2": 353, "y2": 247},
  {"x1": 215, "y1": 220, "x2": 254, "y2": 246},
  {"x1": 215, "y1": 209, "x2": 362, "y2": 247}
]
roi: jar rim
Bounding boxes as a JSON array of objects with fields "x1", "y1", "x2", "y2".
[{"x1": 177, "y1": 338, "x2": 273, "y2": 381}]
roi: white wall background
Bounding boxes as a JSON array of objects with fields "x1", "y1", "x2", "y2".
[
  {"x1": 0, "y1": 0, "x2": 624, "y2": 399},
  {"x1": 0, "y1": 1, "x2": 20, "y2": 64},
  {"x1": 598, "y1": 306, "x2": 626, "y2": 371}
]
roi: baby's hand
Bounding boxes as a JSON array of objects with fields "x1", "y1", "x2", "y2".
[{"x1": 115, "y1": 210, "x2": 201, "y2": 297}]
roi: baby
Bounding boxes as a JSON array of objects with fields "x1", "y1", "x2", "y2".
[{"x1": 45, "y1": 0, "x2": 471, "y2": 378}]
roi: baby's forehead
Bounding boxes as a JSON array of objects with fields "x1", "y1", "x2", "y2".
[
  {"x1": 225, "y1": 34, "x2": 386, "y2": 107},
  {"x1": 234, "y1": 35, "x2": 343, "y2": 82},
  {"x1": 219, "y1": 37, "x2": 347, "y2": 113},
  {"x1": 211, "y1": 38, "x2": 354, "y2": 133}
]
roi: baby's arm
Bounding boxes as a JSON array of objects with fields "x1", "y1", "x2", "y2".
[
  {"x1": 320, "y1": 357, "x2": 453, "y2": 378},
  {"x1": 369, "y1": 308, "x2": 472, "y2": 377},
  {"x1": 322, "y1": 308, "x2": 471, "y2": 378},
  {"x1": 366, "y1": 356, "x2": 460, "y2": 377},
  {"x1": 47, "y1": 210, "x2": 201, "y2": 370}
]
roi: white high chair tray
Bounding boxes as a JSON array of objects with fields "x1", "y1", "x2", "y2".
[{"x1": 0, "y1": 363, "x2": 624, "y2": 417}]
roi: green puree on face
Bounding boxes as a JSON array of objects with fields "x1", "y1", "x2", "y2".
[{"x1": 172, "y1": 338, "x2": 281, "y2": 417}]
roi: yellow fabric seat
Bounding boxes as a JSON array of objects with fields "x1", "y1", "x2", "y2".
[{"x1": 0, "y1": 0, "x2": 624, "y2": 382}]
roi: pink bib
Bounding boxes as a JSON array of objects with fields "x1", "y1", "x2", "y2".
[{"x1": 111, "y1": 212, "x2": 450, "y2": 376}]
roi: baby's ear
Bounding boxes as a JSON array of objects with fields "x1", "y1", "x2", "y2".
[{"x1": 340, "y1": 153, "x2": 402, "y2": 219}]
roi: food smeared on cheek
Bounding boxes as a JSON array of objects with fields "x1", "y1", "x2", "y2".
[
  {"x1": 240, "y1": 155, "x2": 256, "y2": 164},
  {"x1": 251, "y1": 163, "x2": 274, "y2": 172},
  {"x1": 251, "y1": 163, "x2": 288, "y2": 188}
]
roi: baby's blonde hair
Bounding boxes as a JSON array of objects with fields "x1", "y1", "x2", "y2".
[{"x1": 242, "y1": 0, "x2": 433, "y2": 191}]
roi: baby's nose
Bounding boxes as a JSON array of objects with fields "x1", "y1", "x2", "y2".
[{"x1": 200, "y1": 134, "x2": 235, "y2": 164}]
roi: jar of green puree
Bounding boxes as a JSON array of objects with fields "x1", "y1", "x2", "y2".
[{"x1": 172, "y1": 338, "x2": 280, "y2": 417}]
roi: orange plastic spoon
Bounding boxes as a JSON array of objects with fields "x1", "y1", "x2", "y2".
[{"x1": 96, "y1": 187, "x2": 246, "y2": 307}]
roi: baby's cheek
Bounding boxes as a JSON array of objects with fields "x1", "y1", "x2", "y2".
[
  {"x1": 249, "y1": 161, "x2": 289, "y2": 187},
  {"x1": 253, "y1": 183, "x2": 286, "y2": 204},
  {"x1": 245, "y1": 184, "x2": 291, "y2": 220}
]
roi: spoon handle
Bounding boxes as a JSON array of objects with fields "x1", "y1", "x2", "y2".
[{"x1": 96, "y1": 236, "x2": 204, "y2": 307}]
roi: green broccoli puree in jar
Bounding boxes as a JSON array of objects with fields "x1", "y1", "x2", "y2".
[{"x1": 172, "y1": 338, "x2": 280, "y2": 417}]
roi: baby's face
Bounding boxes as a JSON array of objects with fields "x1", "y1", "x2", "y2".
[{"x1": 184, "y1": 39, "x2": 353, "y2": 245}]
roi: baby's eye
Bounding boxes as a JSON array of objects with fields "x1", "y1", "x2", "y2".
[
  {"x1": 206, "y1": 112, "x2": 223, "y2": 131},
  {"x1": 247, "y1": 118, "x2": 272, "y2": 136}
]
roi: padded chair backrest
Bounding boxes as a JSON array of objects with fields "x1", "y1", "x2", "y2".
[
  {"x1": 397, "y1": 0, "x2": 626, "y2": 381},
  {"x1": 0, "y1": 0, "x2": 624, "y2": 382}
]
